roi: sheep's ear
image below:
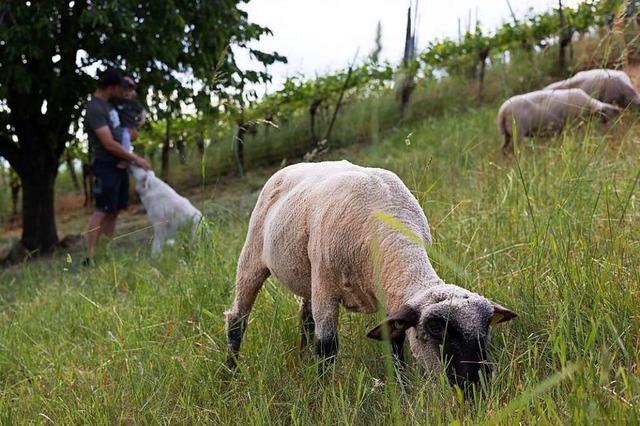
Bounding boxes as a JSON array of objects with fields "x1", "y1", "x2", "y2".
[
  {"x1": 366, "y1": 305, "x2": 420, "y2": 341},
  {"x1": 490, "y1": 301, "x2": 518, "y2": 325}
]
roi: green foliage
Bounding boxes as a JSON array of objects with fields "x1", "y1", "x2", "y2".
[
  {"x1": 419, "y1": 0, "x2": 639, "y2": 78},
  {"x1": 0, "y1": 0, "x2": 285, "y2": 252},
  {"x1": 248, "y1": 60, "x2": 394, "y2": 124}
]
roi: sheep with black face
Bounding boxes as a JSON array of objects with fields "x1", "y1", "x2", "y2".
[
  {"x1": 225, "y1": 160, "x2": 517, "y2": 388},
  {"x1": 368, "y1": 284, "x2": 513, "y2": 385}
]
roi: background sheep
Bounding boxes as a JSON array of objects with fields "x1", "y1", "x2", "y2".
[
  {"x1": 225, "y1": 160, "x2": 517, "y2": 388},
  {"x1": 130, "y1": 165, "x2": 202, "y2": 254},
  {"x1": 544, "y1": 68, "x2": 640, "y2": 109},
  {"x1": 497, "y1": 88, "x2": 620, "y2": 153}
]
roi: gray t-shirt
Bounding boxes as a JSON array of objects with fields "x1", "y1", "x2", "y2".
[{"x1": 84, "y1": 96, "x2": 124, "y2": 161}]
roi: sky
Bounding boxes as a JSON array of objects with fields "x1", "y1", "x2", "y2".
[{"x1": 237, "y1": 0, "x2": 583, "y2": 93}]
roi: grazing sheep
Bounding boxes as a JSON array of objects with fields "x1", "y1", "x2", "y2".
[
  {"x1": 225, "y1": 160, "x2": 517, "y2": 388},
  {"x1": 544, "y1": 68, "x2": 640, "y2": 109},
  {"x1": 129, "y1": 165, "x2": 202, "y2": 254},
  {"x1": 497, "y1": 88, "x2": 621, "y2": 153}
]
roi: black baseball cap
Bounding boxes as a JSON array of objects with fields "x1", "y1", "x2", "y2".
[{"x1": 97, "y1": 68, "x2": 127, "y2": 88}]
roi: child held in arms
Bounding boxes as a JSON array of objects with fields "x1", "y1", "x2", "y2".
[{"x1": 112, "y1": 76, "x2": 148, "y2": 169}]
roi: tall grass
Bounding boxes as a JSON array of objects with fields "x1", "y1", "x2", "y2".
[
  {"x1": 2, "y1": 24, "x2": 640, "y2": 423},
  {"x1": 1, "y1": 95, "x2": 639, "y2": 423}
]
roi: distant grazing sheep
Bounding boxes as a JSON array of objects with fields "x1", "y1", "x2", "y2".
[
  {"x1": 544, "y1": 69, "x2": 640, "y2": 109},
  {"x1": 129, "y1": 165, "x2": 202, "y2": 255},
  {"x1": 497, "y1": 88, "x2": 621, "y2": 153},
  {"x1": 225, "y1": 160, "x2": 517, "y2": 388}
]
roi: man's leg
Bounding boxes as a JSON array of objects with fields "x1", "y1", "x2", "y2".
[
  {"x1": 87, "y1": 211, "x2": 107, "y2": 257},
  {"x1": 101, "y1": 212, "x2": 119, "y2": 237},
  {"x1": 88, "y1": 158, "x2": 121, "y2": 258},
  {"x1": 105, "y1": 166, "x2": 129, "y2": 239}
]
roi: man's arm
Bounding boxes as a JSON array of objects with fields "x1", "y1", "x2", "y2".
[{"x1": 94, "y1": 126, "x2": 150, "y2": 170}]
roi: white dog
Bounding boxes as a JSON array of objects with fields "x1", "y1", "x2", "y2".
[{"x1": 129, "y1": 165, "x2": 202, "y2": 255}]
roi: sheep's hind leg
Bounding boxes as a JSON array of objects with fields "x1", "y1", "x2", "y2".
[
  {"x1": 299, "y1": 298, "x2": 315, "y2": 355},
  {"x1": 225, "y1": 266, "x2": 270, "y2": 369},
  {"x1": 502, "y1": 133, "x2": 512, "y2": 155}
]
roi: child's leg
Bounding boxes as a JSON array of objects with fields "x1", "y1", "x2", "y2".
[{"x1": 121, "y1": 128, "x2": 132, "y2": 151}]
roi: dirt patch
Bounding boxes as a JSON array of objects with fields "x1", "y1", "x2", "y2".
[
  {"x1": 0, "y1": 233, "x2": 83, "y2": 267},
  {"x1": 56, "y1": 192, "x2": 85, "y2": 214},
  {"x1": 2, "y1": 218, "x2": 22, "y2": 233}
]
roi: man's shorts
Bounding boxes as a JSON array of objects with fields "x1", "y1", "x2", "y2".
[{"x1": 92, "y1": 158, "x2": 129, "y2": 213}]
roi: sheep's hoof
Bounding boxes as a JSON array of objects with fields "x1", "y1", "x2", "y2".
[
  {"x1": 226, "y1": 352, "x2": 240, "y2": 370},
  {"x1": 226, "y1": 358, "x2": 236, "y2": 370}
]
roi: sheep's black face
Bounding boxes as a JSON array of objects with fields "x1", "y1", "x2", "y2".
[
  {"x1": 441, "y1": 324, "x2": 492, "y2": 387},
  {"x1": 404, "y1": 284, "x2": 517, "y2": 394},
  {"x1": 422, "y1": 316, "x2": 492, "y2": 389},
  {"x1": 370, "y1": 284, "x2": 517, "y2": 395}
]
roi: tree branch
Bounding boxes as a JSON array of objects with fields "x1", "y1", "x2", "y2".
[{"x1": 324, "y1": 49, "x2": 359, "y2": 143}]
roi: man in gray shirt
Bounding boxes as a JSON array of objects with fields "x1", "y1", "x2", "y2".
[{"x1": 84, "y1": 68, "x2": 150, "y2": 261}]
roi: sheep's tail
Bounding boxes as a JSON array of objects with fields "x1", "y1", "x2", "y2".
[
  {"x1": 497, "y1": 103, "x2": 513, "y2": 153},
  {"x1": 497, "y1": 104, "x2": 507, "y2": 137}
]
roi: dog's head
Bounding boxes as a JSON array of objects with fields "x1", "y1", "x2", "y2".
[{"x1": 129, "y1": 165, "x2": 155, "y2": 194}]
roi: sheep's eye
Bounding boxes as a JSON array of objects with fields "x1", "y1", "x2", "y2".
[{"x1": 426, "y1": 319, "x2": 445, "y2": 337}]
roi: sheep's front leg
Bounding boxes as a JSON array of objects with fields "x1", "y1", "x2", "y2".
[
  {"x1": 225, "y1": 263, "x2": 270, "y2": 369},
  {"x1": 312, "y1": 293, "x2": 340, "y2": 376},
  {"x1": 299, "y1": 298, "x2": 315, "y2": 354}
]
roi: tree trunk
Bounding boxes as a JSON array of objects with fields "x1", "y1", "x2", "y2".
[
  {"x1": 197, "y1": 130, "x2": 205, "y2": 157},
  {"x1": 558, "y1": 0, "x2": 571, "y2": 73},
  {"x1": 402, "y1": 7, "x2": 413, "y2": 68},
  {"x1": 161, "y1": 141, "x2": 170, "y2": 181},
  {"x1": 1, "y1": 117, "x2": 64, "y2": 257},
  {"x1": 309, "y1": 99, "x2": 321, "y2": 145},
  {"x1": 162, "y1": 119, "x2": 171, "y2": 181},
  {"x1": 66, "y1": 151, "x2": 80, "y2": 192},
  {"x1": 398, "y1": 72, "x2": 415, "y2": 116},
  {"x1": 325, "y1": 62, "x2": 356, "y2": 143},
  {"x1": 478, "y1": 48, "x2": 490, "y2": 99},
  {"x1": 177, "y1": 135, "x2": 186, "y2": 164},
  {"x1": 20, "y1": 169, "x2": 59, "y2": 255},
  {"x1": 10, "y1": 172, "x2": 20, "y2": 217},
  {"x1": 235, "y1": 120, "x2": 246, "y2": 177}
]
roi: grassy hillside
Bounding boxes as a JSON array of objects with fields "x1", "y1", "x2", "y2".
[{"x1": 0, "y1": 94, "x2": 639, "y2": 422}]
